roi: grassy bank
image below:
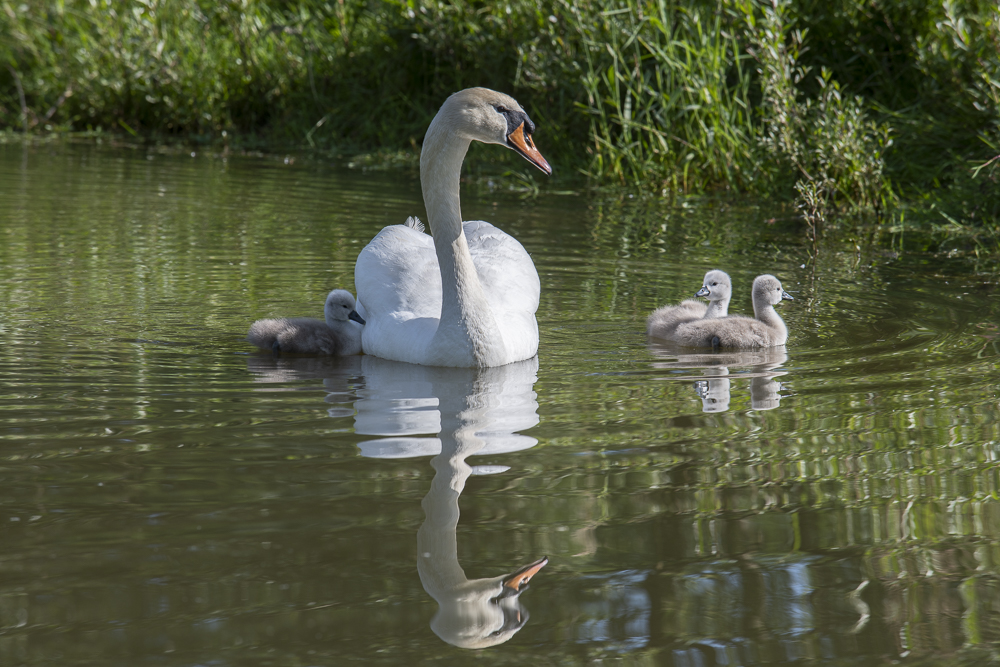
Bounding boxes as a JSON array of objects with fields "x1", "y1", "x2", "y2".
[{"x1": 1, "y1": 0, "x2": 998, "y2": 240}]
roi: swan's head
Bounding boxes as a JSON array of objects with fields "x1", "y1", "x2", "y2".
[
  {"x1": 694, "y1": 269, "x2": 732, "y2": 302},
  {"x1": 752, "y1": 275, "x2": 794, "y2": 306},
  {"x1": 324, "y1": 289, "x2": 366, "y2": 325},
  {"x1": 436, "y1": 88, "x2": 551, "y2": 175}
]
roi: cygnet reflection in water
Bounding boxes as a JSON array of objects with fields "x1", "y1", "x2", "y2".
[
  {"x1": 245, "y1": 354, "x2": 364, "y2": 418},
  {"x1": 649, "y1": 344, "x2": 789, "y2": 412},
  {"x1": 356, "y1": 357, "x2": 548, "y2": 648}
]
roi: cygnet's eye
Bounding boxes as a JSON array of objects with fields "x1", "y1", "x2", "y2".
[{"x1": 711, "y1": 282, "x2": 717, "y2": 286}]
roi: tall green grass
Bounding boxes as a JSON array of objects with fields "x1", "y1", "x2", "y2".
[
  {"x1": 573, "y1": 0, "x2": 754, "y2": 193},
  {"x1": 1, "y1": 0, "x2": 998, "y2": 236}
]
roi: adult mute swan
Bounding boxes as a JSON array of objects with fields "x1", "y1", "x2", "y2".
[
  {"x1": 672, "y1": 274, "x2": 793, "y2": 349},
  {"x1": 246, "y1": 289, "x2": 365, "y2": 355},
  {"x1": 647, "y1": 269, "x2": 732, "y2": 340},
  {"x1": 355, "y1": 88, "x2": 551, "y2": 367}
]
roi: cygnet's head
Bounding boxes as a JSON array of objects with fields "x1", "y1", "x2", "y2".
[
  {"x1": 434, "y1": 88, "x2": 551, "y2": 175},
  {"x1": 752, "y1": 275, "x2": 794, "y2": 306},
  {"x1": 324, "y1": 289, "x2": 366, "y2": 325},
  {"x1": 694, "y1": 269, "x2": 732, "y2": 302}
]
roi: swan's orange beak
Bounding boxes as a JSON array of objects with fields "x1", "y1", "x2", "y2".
[
  {"x1": 507, "y1": 123, "x2": 552, "y2": 175},
  {"x1": 501, "y1": 556, "x2": 548, "y2": 593}
]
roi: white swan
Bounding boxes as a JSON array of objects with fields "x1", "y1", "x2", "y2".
[
  {"x1": 672, "y1": 274, "x2": 793, "y2": 348},
  {"x1": 647, "y1": 269, "x2": 731, "y2": 340},
  {"x1": 355, "y1": 88, "x2": 551, "y2": 367},
  {"x1": 246, "y1": 289, "x2": 365, "y2": 355}
]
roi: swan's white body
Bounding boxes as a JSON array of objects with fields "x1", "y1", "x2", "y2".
[{"x1": 355, "y1": 88, "x2": 550, "y2": 368}]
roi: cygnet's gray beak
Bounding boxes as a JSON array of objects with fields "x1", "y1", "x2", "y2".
[
  {"x1": 349, "y1": 310, "x2": 366, "y2": 325},
  {"x1": 781, "y1": 291, "x2": 794, "y2": 301},
  {"x1": 695, "y1": 286, "x2": 711, "y2": 297}
]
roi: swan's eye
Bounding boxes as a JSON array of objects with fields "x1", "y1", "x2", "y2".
[
  {"x1": 711, "y1": 282, "x2": 717, "y2": 286},
  {"x1": 495, "y1": 105, "x2": 508, "y2": 114}
]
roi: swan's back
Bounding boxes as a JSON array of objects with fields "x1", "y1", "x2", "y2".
[{"x1": 356, "y1": 222, "x2": 441, "y2": 321}]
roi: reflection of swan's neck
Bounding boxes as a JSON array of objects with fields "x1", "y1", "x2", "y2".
[
  {"x1": 417, "y1": 390, "x2": 489, "y2": 597},
  {"x1": 418, "y1": 434, "x2": 478, "y2": 593},
  {"x1": 421, "y1": 115, "x2": 504, "y2": 366},
  {"x1": 418, "y1": 429, "x2": 517, "y2": 649}
]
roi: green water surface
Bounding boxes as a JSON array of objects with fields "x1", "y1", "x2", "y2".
[{"x1": 0, "y1": 143, "x2": 998, "y2": 666}]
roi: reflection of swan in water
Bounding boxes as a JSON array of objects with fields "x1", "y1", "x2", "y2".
[
  {"x1": 648, "y1": 344, "x2": 788, "y2": 412},
  {"x1": 356, "y1": 356, "x2": 548, "y2": 648},
  {"x1": 245, "y1": 355, "x2": 364, "y2": 418},
  {"x1": 354, "y1": 356, "x2": 539, "y2": 459}
]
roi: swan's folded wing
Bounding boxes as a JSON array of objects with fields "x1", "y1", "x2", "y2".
[
  {"x1": 464, "y1": 220, "x2": 540, "y2": 359},
  {"x1": 464, "y1": 220, "x2": 540, "y2": 319},
  {"x1": 355, "y1": 224, "x2": 442, "y2": 321}
]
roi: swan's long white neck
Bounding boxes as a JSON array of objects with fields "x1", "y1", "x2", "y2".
[{"x1": 421, "y1": 114, "x2": 506, "y2": 367}]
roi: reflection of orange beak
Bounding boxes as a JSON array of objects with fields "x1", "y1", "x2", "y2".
[
  {"x1": 501, "y1": 556, "x2": 549, "y2": 592},
  {"x1": 507, "y1": 123, "x2": 552, "y2": 175}
]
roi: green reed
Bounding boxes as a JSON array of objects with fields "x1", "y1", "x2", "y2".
[{"x1": 572, "y1": 0, "x2": 755, "y2": 193}]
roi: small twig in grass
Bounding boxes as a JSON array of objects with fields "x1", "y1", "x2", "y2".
[{"x1": 971, "y1": 154, "x2": 1000, "y2": 179}]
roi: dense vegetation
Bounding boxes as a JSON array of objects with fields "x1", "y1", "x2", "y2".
[{"x1": 1, "y1": 0, "x2": 998, "y2": 238}]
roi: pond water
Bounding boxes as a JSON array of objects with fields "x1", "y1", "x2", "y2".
[{"x1": 1, "y1": 142, "x2": 999, "y2": 666}]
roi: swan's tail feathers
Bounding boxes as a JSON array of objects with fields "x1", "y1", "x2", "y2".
[{"x1": 404, "y1": 216, "x2": 425, "y2": 233}]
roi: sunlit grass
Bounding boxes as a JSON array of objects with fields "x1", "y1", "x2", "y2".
[{"x1": 1, "y1": 0, "x2": 998, "y2": 244}]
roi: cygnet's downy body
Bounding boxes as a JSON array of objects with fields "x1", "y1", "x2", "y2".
[
  {"x1": 647, "y1": 270, "x2": 732, "y2": 340},
  {"x1": 672, "y1": 274, "x2": 793, "y2": 349},
  {"x1": 247, "y1": 289, "x2": 365, "y2": 355}
]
